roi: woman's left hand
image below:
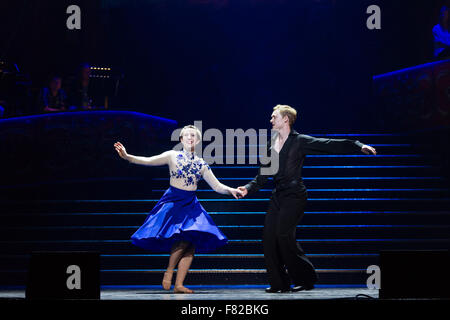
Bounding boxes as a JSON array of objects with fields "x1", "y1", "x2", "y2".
[{"x1": 229, "y1": 188, "x2": 245, "y2": 199}]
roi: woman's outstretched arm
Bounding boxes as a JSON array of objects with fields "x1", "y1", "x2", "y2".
[
  {"x1": 127, "y1": 151, "x2": 173, "y2": 166},
  {"x1": 201, "y1": 163, "x2": 242, "y2": 199},
  {"x1": 114, "y1": 141, "x2": 173, "y2": 166}
]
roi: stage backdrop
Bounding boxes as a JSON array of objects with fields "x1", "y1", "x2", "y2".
[{"x1": 0, "y1": 0, "x2": 447, "y2": 131}]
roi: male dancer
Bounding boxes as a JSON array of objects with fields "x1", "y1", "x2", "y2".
[{"x1": 238, "y1": 105, "x2": 377, "y2": 293}]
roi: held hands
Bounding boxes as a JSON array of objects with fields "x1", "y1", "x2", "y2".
[
  {"x1": 236, "y1": 186, "x2": 248, "y2": 199},
  {"x1": 361, "y1": 145, "x2": 377, "y2": 155},
  {"x1": 229, "y1": 188, "x2": 245, "y2": 200},
  {"x1": 114, "y1": 141, "x2": 129, "y2": 160}
]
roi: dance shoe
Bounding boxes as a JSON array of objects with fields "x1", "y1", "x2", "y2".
[
  {"x1": 265, "y1": 287, "x2": 291, "y2": 293},
  {"x1": 291, "y1": 284, "x2": 315, "y2": 292}
]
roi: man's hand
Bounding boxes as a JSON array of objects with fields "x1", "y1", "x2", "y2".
[
  {"x1": 237, "y1": 186, "x2": 248, "y2": 198},
  {"x1": 361, "y1": 145, "x2": 377, "y2": 155}
]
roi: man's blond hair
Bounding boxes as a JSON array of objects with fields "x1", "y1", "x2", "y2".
[
  {"x1": 273, "y1": 104, "x2": 297, "y2": 127},
  {"x1": 179, "y1": 125, "x2": 202, "y2": 142}
]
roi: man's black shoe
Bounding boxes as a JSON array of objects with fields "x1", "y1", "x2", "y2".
[
  {"x1": 291, "y1": 284, "x2": 315, "y2": 292},
  {"x1": 265, "y1": 287, "x2": 291, "y2": 293}
]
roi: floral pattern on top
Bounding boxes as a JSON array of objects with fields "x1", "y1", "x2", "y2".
[{"x1": 170, "y1": 150, "x2": 211, "y2": 187}]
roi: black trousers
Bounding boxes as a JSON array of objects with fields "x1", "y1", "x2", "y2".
[{"x1": 263, "y1": 188, "x2": 318, "y2": 289}]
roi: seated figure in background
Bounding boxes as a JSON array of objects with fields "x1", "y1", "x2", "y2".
[
  {"x1": 67, "y1": 63, "x2": 95, "y2": 111},
  {"x1": 433, "y1": 6, "x2": 450, "y2": 58},
  {"x1": 38, "y1": 75, "x2": 67, "y2": 113}
]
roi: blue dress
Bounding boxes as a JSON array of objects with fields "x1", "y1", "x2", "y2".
[{"x1": 130, "y1": 150, "x2": 228, "y2": 253}]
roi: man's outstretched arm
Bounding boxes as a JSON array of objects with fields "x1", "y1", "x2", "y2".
[
  {"x1": 241, "y1": 169, "x2": 270, "y2": 195},
  {"x1": 238, "y1": 138, "x2": 273, "y2": 197},
  {"x1": 299, "y1": 134, "x2": 377, "y2": 155}
]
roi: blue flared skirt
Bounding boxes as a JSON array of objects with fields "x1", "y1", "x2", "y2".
[{"x1": 131, "y1": 185, "x2": 228, "y2": 253}]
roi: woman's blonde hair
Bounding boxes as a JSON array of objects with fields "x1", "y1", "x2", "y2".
[
  {"x1": 179, "y1": 125, "x2": 202, "y2": 142},
  {"x1": 273, "y1": 104, "x2": 297, "y2": 127}
]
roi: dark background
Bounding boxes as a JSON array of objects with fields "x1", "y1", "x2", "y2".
[{"x1": 0, "y1": 0, "x2": 448, "y2": 131}]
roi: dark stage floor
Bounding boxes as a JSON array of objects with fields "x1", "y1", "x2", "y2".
[{"x1": 0, "y1": 286, "x2": 378, "y2": 300}]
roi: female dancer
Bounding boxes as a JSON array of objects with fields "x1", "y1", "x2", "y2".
[{"x1": 114, "y1": 125, "x2": 242, "y2": 293}]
